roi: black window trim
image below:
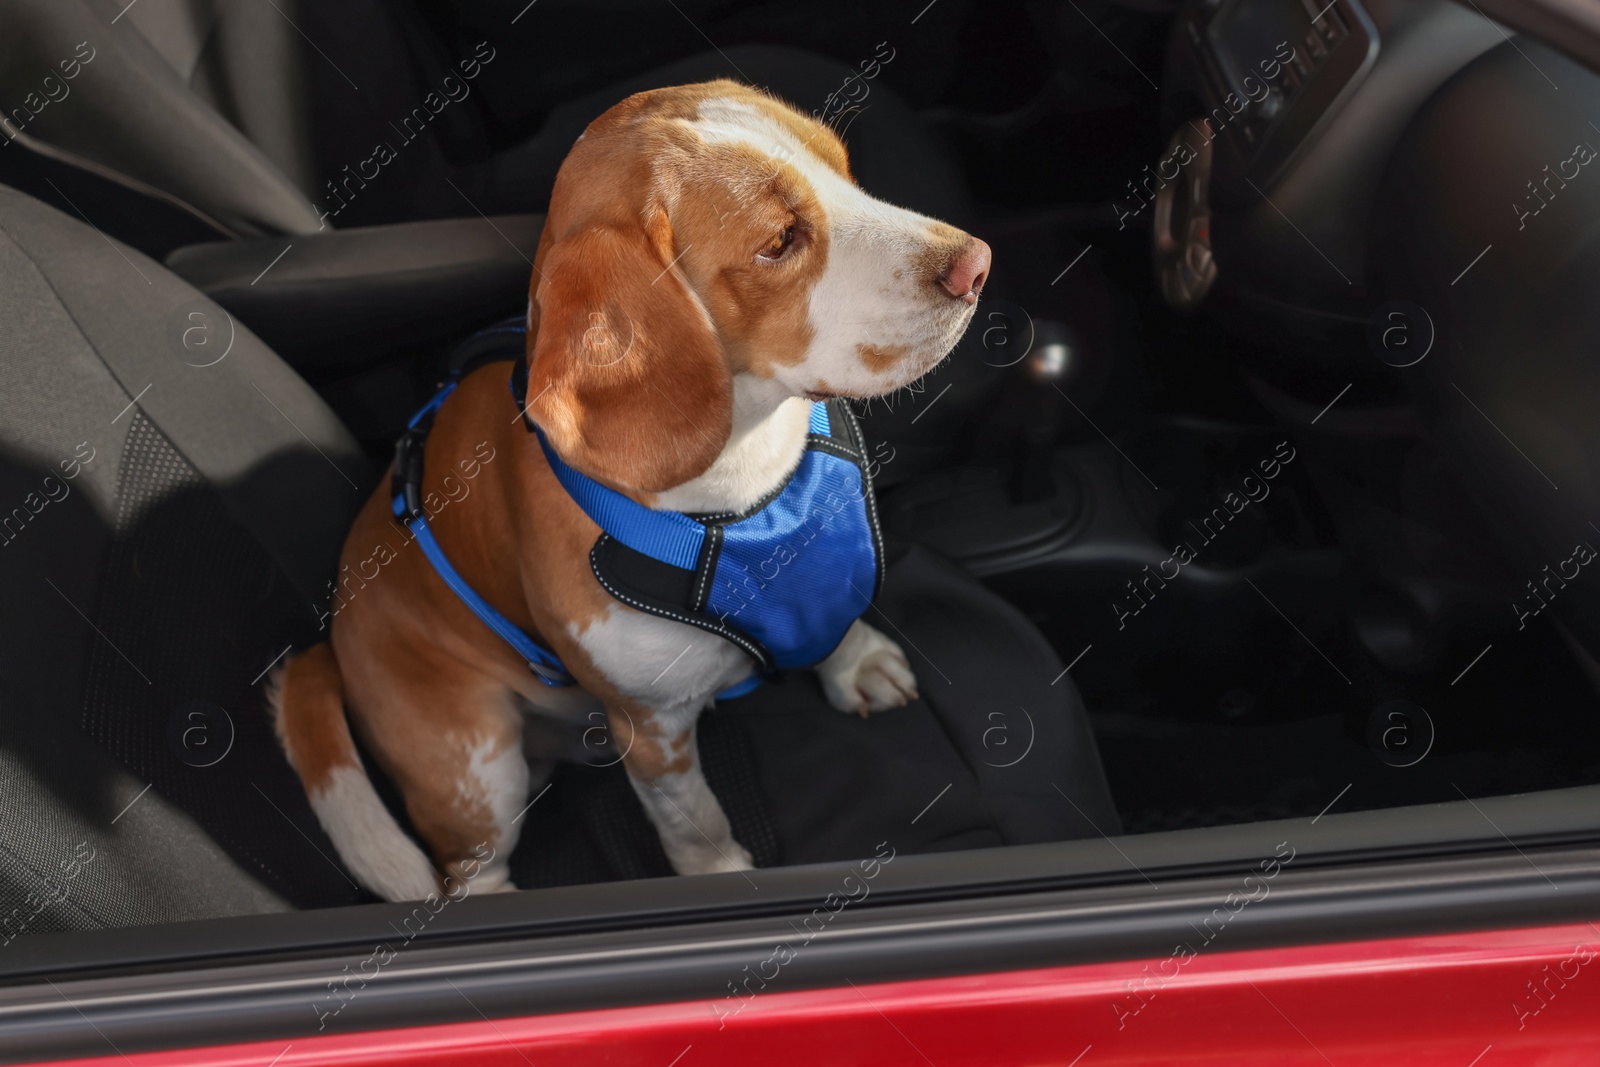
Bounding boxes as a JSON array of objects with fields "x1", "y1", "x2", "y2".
[
  {"x1": 2, "y1": 783, "x2": 1600, "y2": 1061},
  {"x1": 2, "y1": 834, "x2": 1597, "y2": 1063}
]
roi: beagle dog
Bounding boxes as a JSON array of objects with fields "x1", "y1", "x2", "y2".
[{"x1": 271, "y1": 80, "x2": 991, "y2": 901}]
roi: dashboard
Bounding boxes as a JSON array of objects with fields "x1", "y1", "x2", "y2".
[
  {"x1": 1160, "y1": 0, "x2": 1502, "y2": 315},
  {"x1": 1196, "y1": 0, "x2": 1377, "y2": 195},
  {"x1": 1160, "y1": 0, "x2": 1600, "y2": 667}
]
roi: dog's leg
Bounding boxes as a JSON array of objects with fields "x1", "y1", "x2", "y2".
[
  {"x1": 342, "y1": 664, "x2": 530, "y2": 896},
  {"x1": 569, "y1": 604, "x2": 755, "y2": 874},
  {"x1": 400, "y1": 730, "x2": 528, "y2": 895},
  {"x1": 816, "y1": 619, "x2": 919, "y2": 716},
  {"x1": 610, "y1": 699, "x2": 754, "y2": 875}
]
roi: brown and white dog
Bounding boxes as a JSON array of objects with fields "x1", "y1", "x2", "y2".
[{"x1": 270, "y1": 80, "x2": 991, "y2": 901}]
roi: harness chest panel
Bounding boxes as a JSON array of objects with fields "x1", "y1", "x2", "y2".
[
  {"x1": 396, "y1": 326, "x2": 886, "y2": 695},
  {"x1": 583, "y1": 400, "x2": 884, "y2": 674}
]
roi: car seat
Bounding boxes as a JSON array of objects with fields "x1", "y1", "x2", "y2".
[{"x1": 0, "y1": 183, "x2": 1118, "y2": 926}]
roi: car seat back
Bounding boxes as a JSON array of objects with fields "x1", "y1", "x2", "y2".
[{"x1": 0, "y1": 0, "x2": 323, "y2": 238}]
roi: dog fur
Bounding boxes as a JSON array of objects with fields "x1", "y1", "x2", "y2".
[{"x1": 271, "y1": 80, "x2": 990, "y2": 899}]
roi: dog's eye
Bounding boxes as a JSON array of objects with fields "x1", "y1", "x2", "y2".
[{"x1": 757, "y1": 225, "x2": 796, "y2": 261}]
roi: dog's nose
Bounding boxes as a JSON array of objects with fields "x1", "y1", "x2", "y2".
[{"x1": 939, "y1": 239, "x2": 991, "y2": 304}]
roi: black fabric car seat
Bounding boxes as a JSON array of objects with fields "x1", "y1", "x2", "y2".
[
  {"x1": 0, "y1": 181, "x2": 370, "y2": 928},
  {"x1": 0, "y1": 0, "x2": 327, "y2": 239},
  {"x1": 0, "y1": 183, "x2": 1119, "y2": 932},
  {"x1": 0, "y1": 3, "x2": 968, "y2": 242}
]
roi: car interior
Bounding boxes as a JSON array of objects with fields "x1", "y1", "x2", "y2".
[{"x1": 3, "y1": 0, "x2": 1600, "y2": 1020}]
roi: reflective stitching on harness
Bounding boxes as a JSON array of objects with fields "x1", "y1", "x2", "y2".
[
  {"x1": 569, "y1": 398, "x2": 879, "y2": 675},
  {"x1": 825, "y1": 403, "x2": 886, "y2": 596},
  {"x1": 806, "y1": 436, "x2": 862, "y2": 463},
  {"x1": 400, "y1": 323, "x2": 773, "y2": 701},
  {"x1": 692, "y1": 525, "x2": 721, "y2": 613},
  {"x1": 503, "y1": 323, "x2": 879, "y2": 688},
  {"x1": 587, "y1": 541, "x2": 772, "y2": 671}
]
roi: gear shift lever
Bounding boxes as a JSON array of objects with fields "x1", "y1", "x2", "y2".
[
  {"x1": 1024, "y1": 320, "x2": 1075, "y2": 384},
  {"x1": 1009, "y1": 318, "x2": 1077, "y2": 502}
]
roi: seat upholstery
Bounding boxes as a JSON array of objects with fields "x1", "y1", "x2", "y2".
[
  {"x1": 0, "y1": 183, "x2": 370, "y2": 928},
  {"x1": 112, "y1": 0, "x2": 320, "y2": 198},
  {"x1": 0, "y1": 0, "x2": 325, "y2": 238},
  {"x1": 510, "y1": 543, "x2": 1122, "y2": 888}
]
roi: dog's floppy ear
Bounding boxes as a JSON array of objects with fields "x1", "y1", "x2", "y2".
[{"x1": 526, "y1": 213, "x2": 731, "y2": 493}]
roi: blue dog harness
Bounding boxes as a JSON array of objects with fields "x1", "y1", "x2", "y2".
[{"x1": 391, "y1": 325, "x2": 884, "y2": 698}]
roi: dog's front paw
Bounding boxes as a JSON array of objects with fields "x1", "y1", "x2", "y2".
[
  {"x1": 669, "y1": 840, "x2": 755, "y2": 876},
  {"x1": 817, "y1": 620, "x2": 919, "y2": 717}
]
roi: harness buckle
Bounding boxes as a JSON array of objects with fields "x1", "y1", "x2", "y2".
[{"x1": 391, "y1": 428, "x2": 428, "y2": 523}]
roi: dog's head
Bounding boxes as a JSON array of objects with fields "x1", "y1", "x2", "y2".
[{"x1": 524, "y1": 79, "x2": 990, "y2": 493}]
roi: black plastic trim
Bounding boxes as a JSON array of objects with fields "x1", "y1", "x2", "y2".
[
  {"x1": 1462, "y1": 0, "x2": 1600, "y2": 76},
  {"x1": 7, "y1": 784, "x2": 1600, "y2": 987}
]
